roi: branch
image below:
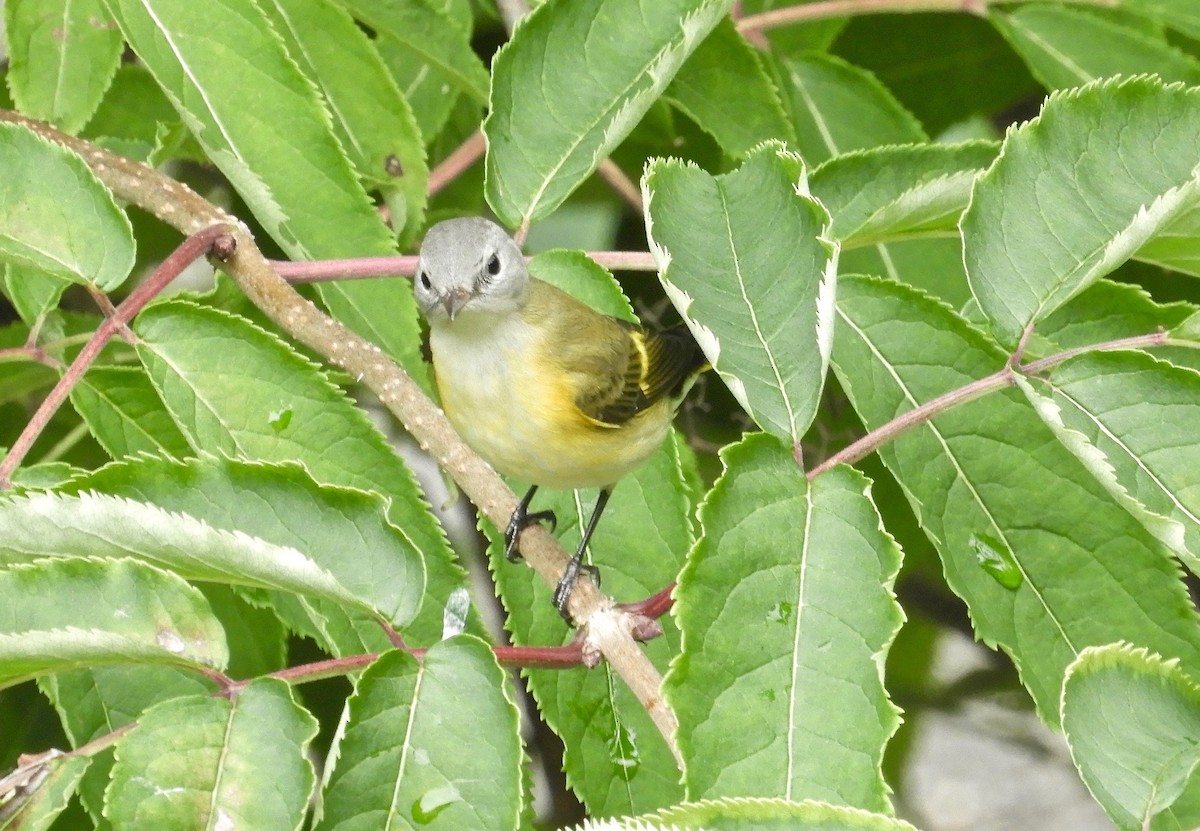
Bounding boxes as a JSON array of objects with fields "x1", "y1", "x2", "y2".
[
  {"x1": 427, "y1": 130, "x2": 487, "y2": 196},
  {"x1": 0, "y1": 110, "x2": 681, "y2": 760},
  {"x1": 225, "y1": 640, "x2": 590, "y2": 697},
  {"x1": 808, "y1": 329, "x2": 1172, "y2": 479},
  {"x1": 268, "y1": 249, "x2": 659, "y2": 284},
  {"x1": 596, "y1": 158, "x2": 644, "y2": 215},
  {"x1": 0, "y1": 224, "x2": 234, "y2": 489},
  {"x1": 735, "y1": 0, "x2": 1116, "y2": 33}
]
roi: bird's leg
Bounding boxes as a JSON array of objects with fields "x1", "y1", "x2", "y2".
[
  {"x1": 504, "y1": 485, "x2": 557, "y2": 563},
  {"x1": 552, "y1": 488, "x2": 610, "y2": 618}
]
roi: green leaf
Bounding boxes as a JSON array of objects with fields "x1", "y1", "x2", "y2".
[
  {"x1": 485, "y1": 0, "x2": 734, "y2": 227},
  {"x1": 492, "y1": 441, "x2": 691, "y2": 815},
  {"x1": 335, "y1": 0, "x2": 488, "y2": 105},
  {"x1": 0, "y1": 319, "x2": 64, "y2": 409},
  {"x1": 2, "y1": 264, "x2": 69, "y2": 326},
  {"x1": 105, "y1": 678, "x2": 317, "y2": 830},
  {"x1": 1028, "y1": 277, "x2": 1200, "y2": 385},
  {"x1": 374, "y1": 36, "x2": 461, "y2": 144},
  {"x1": 0, "y1": 752, "x2": 90, "y2": 831},
  {"x1": 4, "y1": 0, "x2": 122, "y2": 133},
  {"x1": 528, "y1": 250, "x2": 636, "y2": 322},
  {"x1": 1, "y1": 629, "x2": 204, "y2": 694},
  {"x1": 992, "y1": 6, "x2": 1200, "y2": 91},
  {"x1": 64, "y1": 454, "x2": 426, "y2": 636},
  {"x1": 810, "y1": 141, "x2": 998, "y2": 247},
  {"x1": 82, "y1": 64, "x2": 181, "y2": 150},
  {"x1": 776, "y1": 54, "x2": 926, "y2": 167},
  {"x1": 132, "y1": 300, "x2": 465, "y2": 646},
  {"x1": 580, "y1": 797, "x2": 923, "y2": 830},
  {"x1": 0, "y1": 557, "x2": 228, "y2": 689},
  {"x1": 644, "y1": 143, "x2": 836, "y2": 444},
  {"x1": 1035, "y1": 279, "x2": 1195, "y2": 352},
  {"x1": 832, "y1": 275, "x2": 1200, "y2": 724},
  {"x1": 843, "y1": 236, "x2": 974, "y2": 309},
  {"x1": 1063, "y1": 643, "x2": 1200, "y2": 831},
  {"x1": 668, "y1": 436, "x2": 902, "y2": 809},
  {"x1": 962, "y1": 77, "x2": 1200, "y2": 347},
  {"x1": 102, "y1": 0, "x2": 394, "y2": 260},
  {"x1": 199, "y1": 584, "x2": 286, "y2": 679},
  {"x1": 358, "y1": 0, "x2": 481, "y2": 143},
  {"x1": 665, "y1": 19, "x2": 794, "y2": 158},
  {"x1": 0, "y1": 490, "x2": 374, "y2": 616},
  {"x1": 0, "y1": 122, "x2": 135, "y2": 290},
  {"x1": 1018, "y1": 350, "x2": 1200, "y2": 579},
  {"x1": 39, "y1": 664, "x2": 212, "y2": 823},
  {"x1": 832, "y1": 13, "x2": 1036, "y2": 137},
  {"x1": 741, "y1": 0, "x2": 846, "y2": 54},
  {"x1": 316, "y1": 638, "x2": 522, "y2": 830},
  {"x1": 1107, "y1": 0, "x2": 1200, "y2": 43},
  {"x1": 261, "y1": 0, "x2": 428, "y2": 243},
  {"x1": 70, "y1": 366, "x2": 192, "y2": 459}
]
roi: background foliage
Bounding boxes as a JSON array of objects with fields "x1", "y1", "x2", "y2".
[{"x1": 2, "y1": 0, "x2": 1200, "y2": 829}]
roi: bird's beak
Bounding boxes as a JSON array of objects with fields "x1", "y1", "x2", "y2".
[{"x1": 441, "y1": 288, "x2": 472, "y2": 321}]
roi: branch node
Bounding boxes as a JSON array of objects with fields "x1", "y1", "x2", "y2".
[{"x1": 210, "y1": 233, "x2": 238, "y2": 262}]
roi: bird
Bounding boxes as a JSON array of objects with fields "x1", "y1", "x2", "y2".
[{"x1": 413, "y1": 217, "x2": 707, "y2": 617}]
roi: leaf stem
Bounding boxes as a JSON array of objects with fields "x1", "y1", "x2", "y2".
[
  {"x1": 268, "y1": 249, "x2": 660, "y2": 283},
  {"x1": 271, "y1": 255, "x2": 419, "y2": 283},
  {"x1": 736, "y1": 0, "x2": 1116, "y2": 32},
  {"x1": 1019, "y1": 331, "x2": 1168, "y2": 376},
  {"x1": 0, "y1": 224, "x2": 233, "y2": 489},
  {"x1": 427, "y1": 130, "x2": 486, "y2": 196},
  {"x1": 808, "y1": 328, "x2": 1172, "y2": 478},
  {"x1": 73, "y1": 723, "x2": 138, "y2": 758},
  {"x1": 596, "y1": 159, "x2": 644, "y2": 214},
  {"x1": 737, "y1": 0, "x2": 987, "y2": 32},
  {"x1": 222, "y1": 640, "x2": 589, "y2": 696},
  {"x1": 0, "y1": 344, "x2": 63, "y2": 369},
  {"x1": 808, "y1": 365, "x2": 1011, "y2": 479},
  {"x1": 587, "y1": 250, "x2": 659, "y2": 271},
  {"x1": 35, "y1": 421, "x2": 91, "y2": 465}
]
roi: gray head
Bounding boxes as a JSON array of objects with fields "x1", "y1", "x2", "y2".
[{"x1": 414, "y1": 217, "x2": 529, "y2": 324}]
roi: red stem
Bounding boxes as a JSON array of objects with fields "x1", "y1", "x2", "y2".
[
  {"x1": 0, "y1": 225, "x2": 233, "y2": 489},
  {"x1": 223, "y1": 639, "x2": 588, "y2": 695},
  {"x1": 428, "y1": 131, "x2": 487, "y2": 196},
  {"x1": 269, "y1": 250, "x2": 659, "y2": 284},
  {"x1": 596, "y1": 159, "x2": 643, "y2": 215},
  {"x1": 807, "y1": 329, "x2": 1171, "y2": 479}
]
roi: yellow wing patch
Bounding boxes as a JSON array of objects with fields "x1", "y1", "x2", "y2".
[{"x1": 576, "y1": 321, "x2": 706, "y2": 428}]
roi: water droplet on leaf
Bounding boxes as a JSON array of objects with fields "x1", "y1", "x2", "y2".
[
  {"x1": 268, "y1": 407, "x2": 293, "y2": 432},
  {"x1": 156, "y1": 630, "x2": 186, "y2": 654},
  {"x1": 442, "y1": 587, "x2": 470, "y2": 639},
  {"x1": 970, "y1": 533, "x2": 1023, "y2": 590},
  {"x1": 412, "y1": 784, "x2": 460, "y2": 824},
  {"x1": 766, "y1": 601, "x2": 793, "y2": 624},
  {"x1": 606, "y1": 718, "x2": 640, "y2": 778}
]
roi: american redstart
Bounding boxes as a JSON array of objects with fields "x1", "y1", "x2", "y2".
[{"x1": 415, "y1": 217, "x2": 706, "y2": 616}]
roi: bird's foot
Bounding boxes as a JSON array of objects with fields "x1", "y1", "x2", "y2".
[
  {"x1": 504, "y1": 506, "x2": 557, "y2": 562},
  {"x1": 552, "y1": 560, "x2": 600, "y2": 621}
]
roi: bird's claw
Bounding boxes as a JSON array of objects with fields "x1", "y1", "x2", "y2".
[
  {"x1": 504, "y1": 507, "x2": 557, "y2": 562},
  {"x1": 552, "y1": 561, "x2": 600, "y2": 621}
]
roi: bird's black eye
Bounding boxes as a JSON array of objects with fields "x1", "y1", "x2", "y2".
[
  {"x1": 486, "y1": 253, "x2": 501, "y2": 277},
  {"x1": 418, "y1": 270, "x2": 431, "y2": 290}
]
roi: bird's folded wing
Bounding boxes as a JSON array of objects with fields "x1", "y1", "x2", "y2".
[{"x1": 574, "y1": 320, "x2": 704, "y2": 427}]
